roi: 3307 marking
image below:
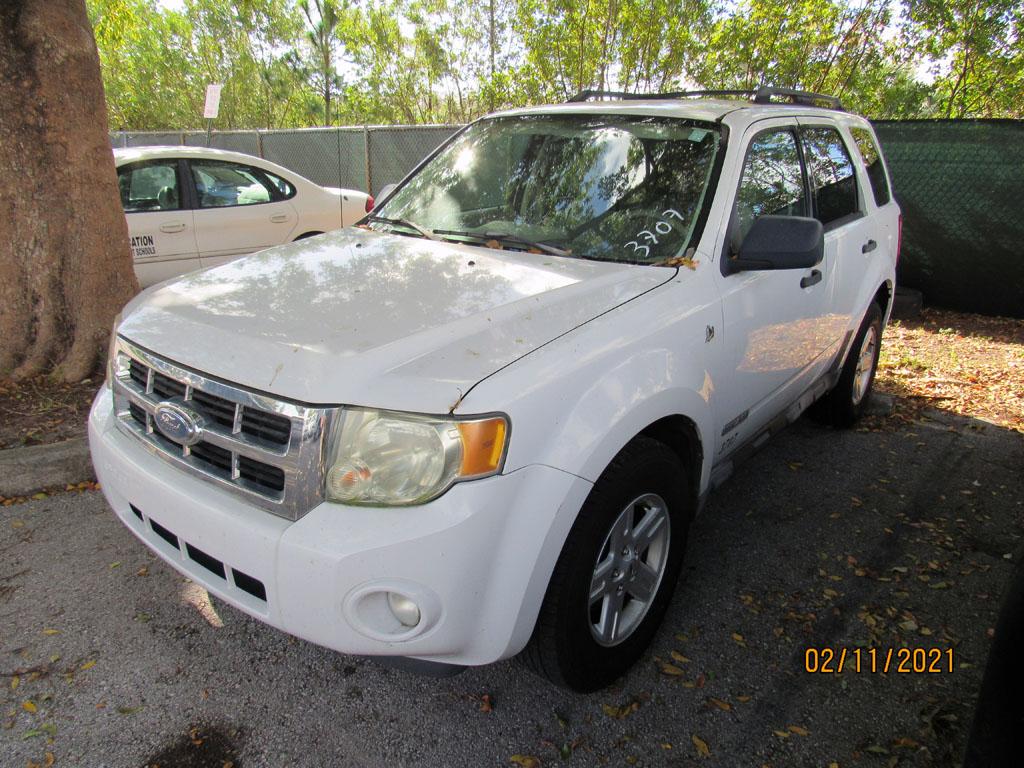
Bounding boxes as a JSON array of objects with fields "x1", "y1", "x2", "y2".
[
  {"x1": 804, "y1": 647, "x2": 955, "y2": 674},
  {"x1": 623, "y1": 208, "x2": 684, "y2": 259}
]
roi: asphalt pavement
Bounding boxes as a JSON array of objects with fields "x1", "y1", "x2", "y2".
[{"x1": 2, "y1": 406, "x2": 1022, "y2": 768}]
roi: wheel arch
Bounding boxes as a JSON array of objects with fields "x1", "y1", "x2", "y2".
[
  {"x1": 873, "y1": 279, "x2": 894, "y2": 324},
  {"x1": 638, "y1": 413, "x2": 703, "y2": 509}
]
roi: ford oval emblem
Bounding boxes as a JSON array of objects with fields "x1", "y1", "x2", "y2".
[{"x1": 153, "y1": 401, "x2": 204, "y2": 446}]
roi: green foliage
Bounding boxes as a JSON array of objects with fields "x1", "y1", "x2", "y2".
[
  {"x1": 905, "y1": 0, "x2": 1023, "y2": 117},
  {"x1": 87, "y1": 0, "x2": 1023, "y2": 130}
]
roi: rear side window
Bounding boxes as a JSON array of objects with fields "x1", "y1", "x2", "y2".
[
  {"x1": 263, "y1": 170, "x2": 297, "y2": 200},
  {"x1": 191, "y1": 160, "x2": 281, "y2": 208},
  {"x1": 850, "y1": 127, "x2": 891, "y2": 206},
  {"x1": 801, "y1": 127, "x2": 859, "y2": 226},
  {"x1": 734, "y1": 128, "x2": 807, "y2": 243}
]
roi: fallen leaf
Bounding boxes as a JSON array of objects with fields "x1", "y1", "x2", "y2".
[
  {"x1": 509, "y1": 756, "x2": 540, "y2": 768},
  {"x1": 788, "y1": 725, "x2": 810, "y2": 736},
  {"x1": 602, "y1": 700, "x2": 640, "y2": 719},
  {"x1": 659, "y1": 662, "x2": 685, "y2": 676},
  {"x1": 670, "y1": 651, "x2": 691, "y2": 663},
  {"x1": 116, "y1": 705, "x2": 143, "y2": 715},
  {"x1": 692, "y1": 734, "x2": 711, "y2": 757},
  {"x1": 41, "y1": 629, "x2": 59, "y2": 636},
  {"x1": 709, "y1": 697, "x2": 732, "y2": 712},
  {"x1": 11, "y1": 675, "x2": 19, "y2": 691},
  {"x1": 80, "y1": 660, "x2": 96, "y2": 671},
  {"x1": 22, "y1": 700, "x2": 37, "y2": 713},
  {"x1": 736, "y1": 695, "x2": 752, "y2": 703},
  {"x1": 479, "y1": 694, "x2": 493, "y2": 713}
]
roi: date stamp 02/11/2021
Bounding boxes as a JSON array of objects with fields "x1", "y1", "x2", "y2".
[{"x1": 804, "y1": 647, "x2": 956, "y2": 674}]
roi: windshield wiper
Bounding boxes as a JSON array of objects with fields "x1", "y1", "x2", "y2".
[
  {"x1": 364, "y1": 214, "x2": 440, "y2": 241},
  {"x1": 432, "y1": 228, "x2": 572, "y2": 258}
]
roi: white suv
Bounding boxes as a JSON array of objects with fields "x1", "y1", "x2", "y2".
[{"x1": 89, "y1": 88, "x2": 900, "y2": 691}]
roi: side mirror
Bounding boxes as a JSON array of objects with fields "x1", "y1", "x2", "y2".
[{"x1": 728, "y1": 215, "x2": 823, "y2": 273}]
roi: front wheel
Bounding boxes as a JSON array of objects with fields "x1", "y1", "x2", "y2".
[{"x1": 522, "y1": 437, "x2": 692, "y2": 691}]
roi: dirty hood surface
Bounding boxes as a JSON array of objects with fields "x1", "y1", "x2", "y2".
[{"x1": 118, "y1": 228, "x2": 672, "y2": 412}]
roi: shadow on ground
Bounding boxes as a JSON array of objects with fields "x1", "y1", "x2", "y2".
[{"x1": 2, "y1": 402, "x2": 1021, "y2": 767}]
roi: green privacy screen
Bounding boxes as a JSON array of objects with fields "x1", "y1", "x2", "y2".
[{"x1": 872, "y1": 120, "x2": 1024, "y2": 318}]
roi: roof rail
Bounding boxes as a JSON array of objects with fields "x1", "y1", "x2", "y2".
[
  {"x1": 567, "y1": 89, "x2": 756, "y2": 103},
  {"x1": 752, "y1": 87, "x2": 843, "y2": 110},
  {"x1": 566, "y1": 86, "x2": 844, "y2": 111}
]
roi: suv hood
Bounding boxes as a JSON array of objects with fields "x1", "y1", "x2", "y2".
[{"x1": 118, "y1": 228, "x2": 671, "y2": 412}]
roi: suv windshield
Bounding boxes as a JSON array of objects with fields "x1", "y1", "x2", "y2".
[{"x1": 374, "y1": 114, "x2": 722, "y2": 265}]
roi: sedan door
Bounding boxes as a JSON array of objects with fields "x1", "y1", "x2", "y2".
[
  {"x1": 187, "y1": 159, "x2": 299, "y2": 269},
  {"x1": 117, "y1": 159, "x2": 198, "y2": 288},
  {"x1": 712, "y1": 121, "x2": 840, "y2": 456}
]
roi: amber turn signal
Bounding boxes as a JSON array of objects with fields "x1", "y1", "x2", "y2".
[{"x1": 457, "y1": 418, "x2": 507, "y2": 477}]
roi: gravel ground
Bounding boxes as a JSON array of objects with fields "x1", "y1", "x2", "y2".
[{"x1": 2, "y1": 406, "x2": 1022, "y2": 768}]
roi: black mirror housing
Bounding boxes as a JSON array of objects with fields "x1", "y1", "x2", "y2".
[{"x1": 728, "y1": 215, "x2": 824, "y2": 273}]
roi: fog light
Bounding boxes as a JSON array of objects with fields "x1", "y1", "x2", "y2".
[{"x1": 387, "y1": 592, "x2": 421, "y2": 627}]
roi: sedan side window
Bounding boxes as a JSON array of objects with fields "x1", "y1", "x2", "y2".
[
  {"x1": 801, "y1": 127, "x2": 860, "y2": 226},
  {"x1": 263, "y1": 170, "x2": 297, "y2": 200},
  {"x1": 118, "y1": 161, "x2": 180, "y2": 213},
  {"x1": 734, "y1": 129, "x2": 807, "y2": 245},
  {"x1": 191, "y1": 161, "x2": 278, "y2": 208}
]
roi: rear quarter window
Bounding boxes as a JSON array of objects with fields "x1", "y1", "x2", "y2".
[{"x1": 850, "y1": 127, "x2": 891, "y2": 207}]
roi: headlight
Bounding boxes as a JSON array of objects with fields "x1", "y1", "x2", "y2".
[
  {"x1": 105, "y1": 312, "x2": 125, "y2": 389},
  {"x1": 325, "y1": 408, "x2": 508, "y2": 506}
]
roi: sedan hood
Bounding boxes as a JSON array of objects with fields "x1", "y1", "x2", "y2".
[{"x1": 118, "y1": 228, "x2": 671, "y2": 412}]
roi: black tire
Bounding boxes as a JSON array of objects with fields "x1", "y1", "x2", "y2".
[
  {"x1": 522, "y1": 436, "x2": 692, "y2": 692},
  {"x1": 293, "y1": 231, "x2": 324, "y2": 241},
  {"x1": 816, "y1": 301, "x2": 883, "y2": 428}
]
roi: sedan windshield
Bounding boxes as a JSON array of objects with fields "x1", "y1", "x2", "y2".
[{"x1": 374, "y1": 114, "x2": 722, "y2": 264}]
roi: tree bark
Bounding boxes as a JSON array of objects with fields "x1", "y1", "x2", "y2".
[{"x1": 0, "y1": 0, "x2": 137, "y2": 382}]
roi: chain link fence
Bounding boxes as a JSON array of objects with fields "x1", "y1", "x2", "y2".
[
  {"x1": 113, "y1": 119, "x2": 1024, "y2": 317},
  {"x1": 873, "y1": 120, "x2": 1023, "y2": 318}
]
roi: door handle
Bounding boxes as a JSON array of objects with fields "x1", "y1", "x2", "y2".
[
  {"x1": 270, "y1": 213, "x2": 290, "y2": 223},
  {"x1": 862, "y1": 239, "x2": 877, "y2": 253},
  {"x1": 159, "y1": 222, "x2": 186, "y2": 233},
  {"x1": 800, "y1": 269, "x2": 822, "y2": 288}
]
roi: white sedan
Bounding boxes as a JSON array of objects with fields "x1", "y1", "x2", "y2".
[{"x1": 114, "y1": 146, "x2": 372, "y2": 287}]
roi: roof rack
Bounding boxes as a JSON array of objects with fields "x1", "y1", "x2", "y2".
[{"x1": 566, "y1": 86, "x2": 844, "y2": 111}]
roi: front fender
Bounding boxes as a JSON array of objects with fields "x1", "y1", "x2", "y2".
[{"x1": 457, "y1": 277, "x2": 721, "y2": 654}]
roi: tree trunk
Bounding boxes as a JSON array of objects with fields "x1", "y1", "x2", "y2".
[{"x1": 0, "y1": 0, "x2": 137, "y2": 382}]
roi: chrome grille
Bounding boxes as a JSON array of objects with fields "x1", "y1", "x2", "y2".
[{"x1": 110, "y1": 337, "x2": 334, "y2": 520}]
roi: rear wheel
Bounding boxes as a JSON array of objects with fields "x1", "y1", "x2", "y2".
[
  {"x1": 816, "y1": 301, "x2": 883, "y2": 428},
  {"x1": 523, "y1": 436, "x2": 692, "y2": 691}
]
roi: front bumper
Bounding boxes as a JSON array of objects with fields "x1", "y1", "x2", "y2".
[{"x1": 89, "y1": 390, "x2": 592, "y2": 665}]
